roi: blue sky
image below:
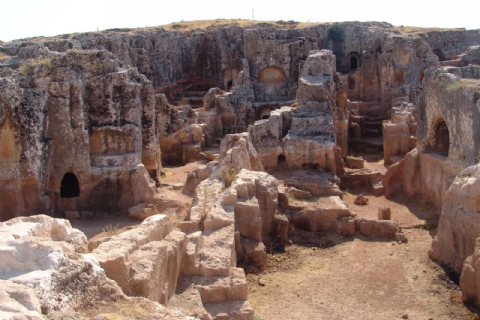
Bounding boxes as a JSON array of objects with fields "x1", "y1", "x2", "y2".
[{"x1": 1, "y1": 0, "x2": 479, "y2": 42}]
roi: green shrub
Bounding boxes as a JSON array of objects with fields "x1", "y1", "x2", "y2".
[
  {"x1": 328, "y1": 23, "x2": 345, "y2": 42},
  {"x1": 102, "y1": 223, "x2": 119, "y2": 237},
  {"x1": 222, "y1": 167, "x2": 238, "y2": 188}
]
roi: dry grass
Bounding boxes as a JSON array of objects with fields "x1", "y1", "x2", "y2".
[
  {"x1": 222, "y1": 167, "x2": 238, "y2": 188},
  {"x1": 0, "y1": 53, "x2": 10, "y2": 61},
  {"x1": 445, "y1": 79, "x2": 480, "y2": 92},
  {"x1": 102, "y1": 223, "x2": 119, "y2": 237},
  {"x1": 393, "y1": 25, "x2": 466, "y2": 35},
  {"x1": 159, "y1": 19, "x2": 320, "y2": 32},
  {"x1": 19, "y1": 57, "x2": 52, "y2": 75}
]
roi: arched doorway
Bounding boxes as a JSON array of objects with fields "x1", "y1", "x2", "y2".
[
  {"x1": 258, "y1": 66, "x2": 287, "y2": 83},
  {"x1": 60, "y1": 173, "x2": 80, "y2": 198},
  {"x1": 350, "y1": 57, "x2": 358, "y2": 69},
  {"x1": 347, "y1": 52, "x2": 360, "y2": 70},
  {"x1": 432, "y1": 119, "x2": 450, "y2": 155}
]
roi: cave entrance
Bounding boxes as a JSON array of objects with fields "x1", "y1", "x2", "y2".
[
  {"x1": 227, "y1": 81, "x2": 233, "y2": 90},
  {"x1": 432, "y1": 119, "x2": 450, "y2": 156},
  {"x1": 278, "y1": 155, "x2": 286, "y2": 166},
  {"x1": 60, "y1": 173, "x2": 80, "y2": 198},
  {"x1": 350, "y1": 56, "x2": 358, "y2": 69},
  {"x1": 433, "y1": 49, "x2": 446, "y2": 62}
]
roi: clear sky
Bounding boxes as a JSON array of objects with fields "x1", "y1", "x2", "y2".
[{"x1": 1, "y1": 0, "x2": 479, "y2": 42}]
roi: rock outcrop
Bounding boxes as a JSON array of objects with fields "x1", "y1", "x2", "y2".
[
  {"x1": 252, "y1": 50, "x2": 346, "y2": 172},
  {"x1": 384, "y1": 65, "x2": 480, "y2": 208},
  {"x1": 430, "y1": 165, "x2": 480, "y2": 273},
  {"x1": 0, "y1": 50, "x2": 159, "y2": 220},
  {"x1": 0, "y1": 215, "x2": 202, "y2": 320}
]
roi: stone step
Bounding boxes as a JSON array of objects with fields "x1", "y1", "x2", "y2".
[
  {"x1": 183, "y1": 231, "x2": 203, "y2": 276},
  {"x1": 340, "y1": 168, "x2": 384, "y2": 189},
  {"x1": 198, "y1": 224, "x2": 236, "y2": 276},
  {"x1": 365, "y1": 120, "x2": 384, "y2": 129},
  {"x1": 371, "y1": 178, "x2": 384, "y2": 196},
  {"x1": 203, "y1": 300, "x2": 254, "y2": 320},
  {"x1": 348, "y1": 138, "x2": 384, "y2": 152},
  {"x1": 365, "y1": 128, "x2": 381, "y2": 137},
  {"x1": 129, "y1": 229, "x2": 188, "y2": 305},
  {"x1": 183, "y1": 268, "x2": 248, "y2": 304}
]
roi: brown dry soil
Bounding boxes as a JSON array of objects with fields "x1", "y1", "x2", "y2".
[
  {"x1": 71, "y1": 161, "x2": 206, "y2": 241},
  {"x1": 249, "y1": 153, "x2": 476, "y2": 320},
  {"x1": 71, "y1": 153, "x2": 479, "y2": 320}
]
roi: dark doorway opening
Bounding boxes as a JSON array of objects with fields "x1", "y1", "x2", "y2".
[
  {"x1": 433, "y1": 49, "x2": 446, "y2": 62},
  {"x1": 432, "y1": 120, "x2": 450, "y2": 156},
  {"x1": 350, "y1": 56, "x2": 358, "y2": 69},
  {"x1": 262, "y1": 115, "x2": 270, "y2": 119},
  {"x1": 278, "y1": 155, "x2": 286, "y2": 166},
  {"x1": 61, "y1": 173, "x2": 80, "y2": 198},
  {"x1": 227, "y1": 81, "x2": 233, "y2": 90}
]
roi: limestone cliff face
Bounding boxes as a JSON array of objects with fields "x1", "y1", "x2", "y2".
[
  {"x1": 0, "y1": 50, "x2": 161, "y2": 220},
  {"x1": 252, "y1": 50, "x2": 345, "y2": 172},
  {"x1": 3, "y1": 22, "x2": 476, "y2": 109}
]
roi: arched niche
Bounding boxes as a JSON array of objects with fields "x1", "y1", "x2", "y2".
[
  {"x1": 90, "y1": 129, "x2": 135, "y2": 155},
  {"x1": 60, "y1": 172, "x2": 80, "y2": 198},
  {"x1": 347, "y1": 52, "x2": 360, "y2": 70},
  {"x1": 431, "y1": 119, "x2": 450, "y2": 155},
  {"x1": 258, "y1": 66, "x2": 287, "y2": 83}
]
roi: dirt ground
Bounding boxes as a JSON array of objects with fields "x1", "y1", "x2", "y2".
[
  {"x1": 72, "y1": 161, "x2": 207, "y2": 240},
  {"x1": 71, "y1": 153, "x2": 478, "y2": 320},
  {"x1": 248, "y1": 153, "x2": 476, "y2": 320}
]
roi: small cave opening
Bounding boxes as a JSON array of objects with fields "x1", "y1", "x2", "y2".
[
  {"x1": 60, "y1": 173, "x2": 80, "y2": 198},
  {"x1": 259, "y1": 108, "x2": 272, "y2": 121},
  {"x1": 350, "y1": 56, "x2": 358, "y2": 69},
  {"x1": 432, "y1": 120, "x2": 450, "y2": 156},
  {"x1": 278, "y1": 155, "x2": 286, "y2": 166},
  {"x1": 433, "y1": 49, "x2": 446, "y2": 62},
  {"x1": 227, "y1": 81, "x2": 233, "y2": 90}
]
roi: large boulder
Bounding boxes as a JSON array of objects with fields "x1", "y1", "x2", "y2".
[{"x1": 430, "y1": 164, "x2": 480, "y2": 273}]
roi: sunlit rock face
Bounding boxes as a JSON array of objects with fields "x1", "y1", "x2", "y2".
[{"x1": 0, "y1": 50, "x2": 160, "y2": 220}]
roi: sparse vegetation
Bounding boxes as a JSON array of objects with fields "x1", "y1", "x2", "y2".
[
  {"x1": 247, "y1": 124, "x2": 254, "y2": 134},
  {"x1": 222, "y1": 167, "x2": 238, "y2": 188},
  {"x1": 102, "y1": 223, "x2": 119, "y2": 237},
  {"x1": 159, "y1": 170, "x2": 171, "y2": 181},
  {"x1": 287, "y1": 190, "x2": 297, "y2": 203},
  {"x1": 0, "y1": 53, "x2": 9, "y2": 61},
  {"x1": 199, "y1": 186, "x2": 212, "y2": 231},
  {"x1": 248, "y1": 314, "x2": 266, "y2": 320},
  {"x1": 171, "y1": 23, "x2": 188, "y2": 30},
  {"x1": 445, "y1": 79, "x2": 480, "y2": 92},
  {"x1": 19, "y1": 57, "x2": 52, "y2": 75}
]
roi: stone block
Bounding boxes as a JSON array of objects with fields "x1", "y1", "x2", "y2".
[
  {"x1": 80, "y1": 211, "x2": 94, "y2": 220},
  {"x1": 65, "y1": 211, "x2": 80, "y2": 219},
  {"x1": 334, "y1": 217, "x2": 355, "y2": 236},
  {"x1": 345, "y1": 156, "x2": 364, "y2": 169},
  {"x1": 377, "y1": 205, "x2": 391, "y2": 220}
]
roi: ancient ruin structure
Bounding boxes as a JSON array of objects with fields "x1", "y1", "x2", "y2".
[{"x1": 2, "y1": 19, "x2": 480, "y2": 319}]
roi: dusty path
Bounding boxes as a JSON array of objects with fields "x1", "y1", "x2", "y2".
[
  {"x1": 248, "y1": 154, "x2": 475, "y2": 320},
  {"x1": 248, "y1": 226, "x2": 472, "y2": 320},
  {"x1": 71, "y1": 153, "x2": 477, "y2": 319}
]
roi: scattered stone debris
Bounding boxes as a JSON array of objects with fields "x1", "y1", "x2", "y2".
[{"x1": 354, "y1": 194, "x2": 369, "y2": 205}]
